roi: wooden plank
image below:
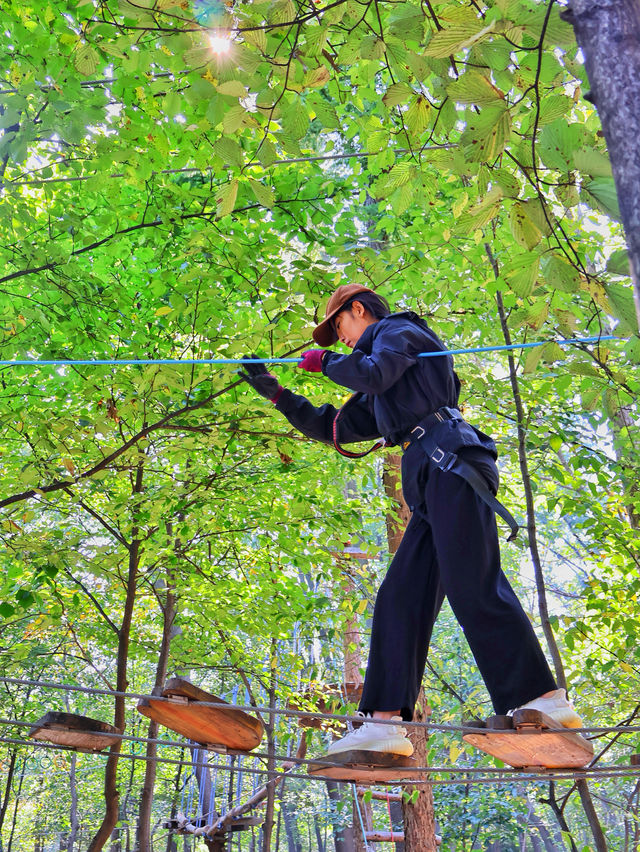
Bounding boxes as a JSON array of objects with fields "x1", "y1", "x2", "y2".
[
  {"x1": 28, "y1": 712, "x2": 121, "y2": 753},
  {"x1": 463, "y1": 710, "x2": 593, "y2": 769},
  {"x1": 137, "y1": 678, "x2": 263, "y2": 752},
  {"x1": 308, "y1": 749, "x2": 418, "y2": 784}
]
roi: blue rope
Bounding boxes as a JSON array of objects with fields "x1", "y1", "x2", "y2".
[{"x1": 0, "y1": 335, "x2": 623, "y2": 368}]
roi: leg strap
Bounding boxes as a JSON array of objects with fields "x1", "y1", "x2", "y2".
[{"x1": 418, "y1": 443, "x2": 519, "y2": 542}]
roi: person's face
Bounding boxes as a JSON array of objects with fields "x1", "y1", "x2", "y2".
[{"x1": 334, "y1": 301, "x2": 377, "y2": 348}]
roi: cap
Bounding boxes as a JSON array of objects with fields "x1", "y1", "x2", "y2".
[{"x1": 312, "y1": 284, "x2": 375, "y2": 346}]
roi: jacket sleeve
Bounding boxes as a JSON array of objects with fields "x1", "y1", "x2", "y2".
[
  {"x1": 321, "y1": 321, "x2": 426, "y2": 394},
  {"x1": 274, "y1": 389, "x2": 380, "y2": 444}
]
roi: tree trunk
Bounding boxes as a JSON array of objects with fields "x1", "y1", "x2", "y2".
[
  {"x1": 383, "y1": 455, "x2": 439, "y2": 851},
  {"x1": 68, "y1": 754, "x2": 79, "y2": 852},
  {"x1": 89, "y1": 462, "x2": 145, "y2": 852},
  {"x1": 261, "y1": 646, "x2": 278, "y2": 852},
  {"x1": 402, "y1": 689, "x2": 438, "y2": 851},
  {"x1": 576, "y1": 779, "x2": 608, "y2": 851},
  {"x1": 325, "y1": 782, "x2": 355, "y2": 852},
  {"x1": 6, "y1": 758, "x2": 26, "y2": 852},
  {"x1": 136, "y1": 565, "x2": 177, "y2": 852},
  {"x1": 0, "y1": 748, "x2": 17, "y2": 846},
  {"x1": 281, "y1": 799, "x2": 301, "y2": 852},
  {"x1": 566, "y1": 0, "x2": 640, "y2": 329}
]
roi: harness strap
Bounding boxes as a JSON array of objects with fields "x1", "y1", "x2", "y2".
[{"x1": 406, "y1": 415, "x2": 519, "y2": 542}]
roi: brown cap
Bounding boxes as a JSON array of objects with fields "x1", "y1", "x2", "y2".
[{"x1": 312, "y1": 284, "x2": 376, "y2": 346}]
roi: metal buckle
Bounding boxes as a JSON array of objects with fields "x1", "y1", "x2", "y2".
[
  {"x1": 434, "y1": 410, "x2": 445, "y2": 422},
  {"x1": 431, "y1": 447, "x2": 446, "y2": 464},
  {"x1": 410, "y1": 425, "x2": 425, "y2": 440}
]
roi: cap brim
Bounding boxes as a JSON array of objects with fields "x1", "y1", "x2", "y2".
[
  {"x1": 312, "y1": 285, "x2": 373, "y2": 346},
  {"x1": 312, "y1": 314, "x2": 339, "y2": 346}
]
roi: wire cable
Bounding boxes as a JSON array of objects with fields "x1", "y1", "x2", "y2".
[
  {"x1": 0, "y1": 677, "x2": 635, "y2": 737},
  {"x1": 0, "y1": 734, "x2": 637, "y2": 787}
]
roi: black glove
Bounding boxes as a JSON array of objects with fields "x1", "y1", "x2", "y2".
[{"x1": 239, "y1": 357, "x2": 283, "y2": 402}]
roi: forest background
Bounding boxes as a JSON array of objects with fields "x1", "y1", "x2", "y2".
[{"x1": 0, "y1": 0, "x2": 639, "y2": 849}]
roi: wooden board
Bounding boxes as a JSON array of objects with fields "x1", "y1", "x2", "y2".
[
  {"x1": 307, "y1": 749, "x2": 418, "y2": 784},
  {"x1": 463, "y1": 710, "x2": 593, "y2": 769},
  {"x1": 137, "y1": 678, "x2": 263, "y2": 752},
  {"x1": 28, "y1": 712, "x2": 121, "y2": 753}
]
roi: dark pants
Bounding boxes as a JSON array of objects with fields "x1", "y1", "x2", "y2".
[{"x1": 359, "y1": 446, "x2": 557, "y2": 719}]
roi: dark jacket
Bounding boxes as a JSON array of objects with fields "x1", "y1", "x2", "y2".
[{"x1": 275, "y1": 312, "x2": 496, "y2": 458}]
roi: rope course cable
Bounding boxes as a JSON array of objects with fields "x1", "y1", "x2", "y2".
[
  {"x1": 0, "y1": 734, "x2": 638, "y2": 787},
  {"x1": 0, "y1": 335, "x2": 623, "y2": 368},
  {"x1": 0, "y1": 677, "x2": 637, "y2": 737}
]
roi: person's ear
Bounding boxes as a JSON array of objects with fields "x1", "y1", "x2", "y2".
[{"x1": 351, "y1": 300, "x2": 365, "y2": 318}]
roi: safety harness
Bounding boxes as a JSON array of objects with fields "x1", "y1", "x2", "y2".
[{"x1": 332, "y1": 401, "x2": 519, "y2": 541}]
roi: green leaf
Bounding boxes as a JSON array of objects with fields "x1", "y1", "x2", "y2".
[
  {"x1": 216, "y1": 178, "x2": 239, "y2": 218},
  {"x1": 425, "y1": 20, "x2": 496, "y2": 58},
  {"x1": 405, "y1": 95, "x2": 431, "y2": 135},
  {"x1": 447, "y1": 70, "x2": 505, "y2": 106},
  {"x1": 308, "y1": 95, "x2": 340, "y2": 129},
  {"x1": 607, "y1": 249, "x2": 630, "y2": 277},
  {"x1": 501, "y1": 252, "x2": 540, "y2": 298},
  {"x1": 460, "y1": 105, "x2": 511, "y2": 162},
  {"x1": 509, "y1": 202, "x2": 543, "y2": 250},
  {"x1": 605, "y1": 282, "x2": 637, "y2": 334},
  {"x1": 382, "y1": 82, "x2": 414, "y2": 109},
  {"x1": 213, "y1": 137, "x2": 244, "y2": 169},
  {"x1": 217, "y1": 80, "x2": 248, "y2": 97},
  {"x1": 243, "y1": 28, "x2": 267, "y2": 53},
  {"x1": 281, "y1": 101, "x2": 309, "y2": 139},
  {"x1": 523, "y1": 345, "x2": 543, "y2": 374},
  {"x1": 304, "y1": 66, "x2": 331, "y2": 89},
  {"x1": 573, "y1": 147, "x2": 613, "y2": 178},
  {"x1": 249, "y1": 179, "x2": 275, "y2": 209},
  {"x1": 542, "y1": 254, "x2": 581, "y2": 293},
  {"x1": 74, "y1": 43, "x2": 100, "y2": 75},
  {"x1": 536, "y1": 94, "x2": 573, "y2": 126},
  {"x1": 538, "y1": 120, "x2": 585, "y2": 171},
  {"x1": 583, "y1": 178, "x2": 621, "y2": 221}
]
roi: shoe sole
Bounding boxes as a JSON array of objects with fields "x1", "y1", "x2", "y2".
[
  {"x1": 546, "y1": 710, "x2": 584, "y2": 729},
  {"x1": 327, "y1": 738, "x2": 414, "y2": 757}
]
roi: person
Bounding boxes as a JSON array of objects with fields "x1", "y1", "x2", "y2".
[{"x1": 240, "y1": 284, "x2": 581, "y2": 757}]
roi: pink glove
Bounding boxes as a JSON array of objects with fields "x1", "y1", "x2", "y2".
[{"x1": 298, "y1": 349, "x2": 326, "y2": 372}]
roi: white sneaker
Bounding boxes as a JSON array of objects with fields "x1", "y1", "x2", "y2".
[
  {"x1": 327, "y1": 712, "x2": 414, "y2": 756},
  {"x1": 514, "y1": 689, "x2": 583, "y2": 729}
]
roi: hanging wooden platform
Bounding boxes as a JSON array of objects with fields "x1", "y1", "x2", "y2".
[
  {"x1": 307, "y1": 749, "x2": 418, "y2": 784},
  {"x1": 28, "y1": 712, "x2": 121, "y2": 753},
  {"x1": 137, "y1": 678, "x2": 263, "y2": 752},
  {"x1": 163, "y1": 816, "x2": 262, "y2": 835},
  {"x1": 463, "y1": 709, "x2": 593, "y2": 769}
]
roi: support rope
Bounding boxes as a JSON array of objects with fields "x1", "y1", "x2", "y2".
[{"x1": 0, "y1": 335, "x2": 623, "y2": 368}]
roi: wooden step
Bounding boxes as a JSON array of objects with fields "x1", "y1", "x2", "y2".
[
  {"x1": 308, "y1": 749, "x2": 418, "y2": 784},
  {"x1": 29, "y1": 712, "x2": 121, "y2": 753},
  {"x1": 137, "y1": 678, "x2": 263, "y2": 752},
  {"x1": 463, "y1": 709, "x2": 593, "y2": 769}
]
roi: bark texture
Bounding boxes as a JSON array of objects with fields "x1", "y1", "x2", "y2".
[
  {"x1": 383, "y1": 455, "x2": 439, "y2": 851},
  {"x1": 567, "y1": 0, "x2": 640, "y2": 329}
]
